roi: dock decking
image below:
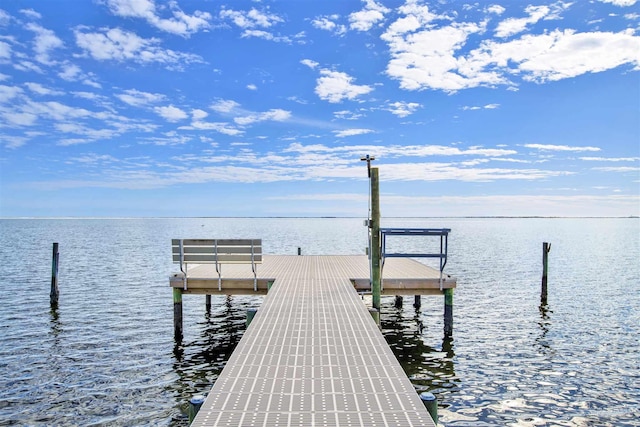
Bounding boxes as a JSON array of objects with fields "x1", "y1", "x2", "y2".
[
  {"x1": 170, "y1": 255, "x2": 455, "y2": 295},
  {"x1": 187, "y1": 256, "x2": 451, "y2": 427}
]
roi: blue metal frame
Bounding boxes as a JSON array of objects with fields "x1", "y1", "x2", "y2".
[{"x1": 380, "y1": 228, "x2": 451, "y2": 290}]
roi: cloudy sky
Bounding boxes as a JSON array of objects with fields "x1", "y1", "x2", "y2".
[{"x1": 0, "y1": 0, "x2": 638, "y2": 217}]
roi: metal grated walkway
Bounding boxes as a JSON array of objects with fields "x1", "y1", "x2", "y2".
[{"x1": 190, "y1": 256, "x2": 436, "y2": 427}]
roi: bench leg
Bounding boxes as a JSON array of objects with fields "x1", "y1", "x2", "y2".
[{"x1": 173, "y1": 288, "x2": 183, "y2": 341}]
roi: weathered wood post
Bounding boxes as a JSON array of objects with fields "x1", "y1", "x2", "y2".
[
  {"x1": 50, "y1": 243, "x2": 60, "y2": 308},
  {"x1": 370, "y1": 167, "x2": 381, "y2": 312},
  {"x1": 394, "y1": 295, "x2": 403, "y2": 308},
  {"x1": 205, "y1": 295, "x2": 211, "y2": 312},
  {"x1": 414, "y1": 295, "x2": 421, "y2": 309},
  {"x1": 173, "y1": 288, "x2": 183, "y2": 341},
  {"x1": 444, "y1": 288, "x2": 453, "y2": 337},
  {"x1": 297, "y1": 247, "x2": 301, "y2": 255},
  {"x1": 541, "y1": 242, "x2": 551, "y2": 304}
]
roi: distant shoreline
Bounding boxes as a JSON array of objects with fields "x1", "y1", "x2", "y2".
[{"x1": 1, "y1": 216, "x2": 638, "y2": 220}]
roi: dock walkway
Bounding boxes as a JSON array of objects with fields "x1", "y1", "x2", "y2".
[{"x1": 190, "y1": 256, "x2": 443, "y2": 427}]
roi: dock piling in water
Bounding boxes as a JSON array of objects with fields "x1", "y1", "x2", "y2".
[
  {"x1": 542, "y1": 242, "x2": 551, "y2": 304},
  {"x1": 50, "y1": 243, "x2": 59, "y2": 308},
  {"x1": 444, "y1": 288, "x2": 453, "y2": 337},
  {"x1": 420, "y1": 392, "x2": 438, "y2": 424},
  {"x1": 173, "y1": 288, "x2": 183, "y2": 341},
  {"x1": 188, "y1": 395, "x2": 205, "y2": 424}
]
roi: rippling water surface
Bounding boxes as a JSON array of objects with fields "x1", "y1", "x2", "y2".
[{"x1": 0, "y1": 218, "x2": 638, "y2": 426}]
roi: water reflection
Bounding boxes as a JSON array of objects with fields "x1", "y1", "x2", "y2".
[
  {"x1": 381, "y1": 298, "x2": 459, "y2": 398},
  {"x1": 536, "y1": 302, "x2": 554, "y2": 356},
  {"x1": 170, "y1": 296, "x2": 261, "y2": 425}
]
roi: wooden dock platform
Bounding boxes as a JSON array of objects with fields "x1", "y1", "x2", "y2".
[
  {"x1": 183, "y1": 255, "x2": 454, "y2": 426},
  {"x1": 170, "y1": 255, "x2": 455, "y2": 295}
]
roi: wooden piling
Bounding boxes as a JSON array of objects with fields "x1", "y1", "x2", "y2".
[
  {"x1": 414, "y1": 295, "x2": 421, "y2": 309},
  {"x1": 420, "y1": 392, "x2": 438, "y2": 424},
  {"x1": 50, "y1": 243, "x2": 59, "y2": 308},
  {"x1": 297, "y1": 247, "x2": 301, "y2": 256},
  {"x1": 173, "y1": 288, "x2": 183, "y2": 341},
  {"x1": 444, "y1": 288, "x2": 453, "y2": 337},
  {"x1": 394, "y1": 295, "x2": 403, "y2": 308},
  {"x1": 370, "y1": 167, "x2": 381, "y2": 311},
  {"x1": 542, "y1": 242, "x2": 551, "y2": 304},
  {"x1": 205, "y1": 295, "x2": 211, "y2": 312},
  {"x1": 188, "y1": 395, "x2": 205, "y2": 423}
]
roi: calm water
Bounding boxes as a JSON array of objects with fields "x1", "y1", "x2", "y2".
[{"x1": 0, "y1": 218, "x2": 638, "y2": 426}]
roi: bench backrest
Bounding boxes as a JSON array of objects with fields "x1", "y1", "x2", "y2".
[{"x1": 172, "y1": 239, "x2": 263, "y2": 265}]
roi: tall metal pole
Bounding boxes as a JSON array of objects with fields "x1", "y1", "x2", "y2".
[{"x1": 370, "y1": 168, "x2": 381, "y2": 311}]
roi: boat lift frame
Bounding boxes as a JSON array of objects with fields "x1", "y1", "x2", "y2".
[{"x1": 380, "y1": 228, "x2": 451, "y2": 290}]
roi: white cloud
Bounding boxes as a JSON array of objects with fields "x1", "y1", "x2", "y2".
[
  {"x1": 301, "y1": 59, "x2": 319, "y2": 69},
  {"x1": 0, "y1": 134, "x2": 28, "y2": 149},
  {"x1": 349, "y1": 0, "x2": 390, "y2": 32},
  {"x1": 0, "y1": 41, "x2": 11, "y2": 60},
  {"x1": 116, "y1": 88, "x2": 165, "y2": 107},
  {"x1": 26, "y1": 23, "x2": 64, "y2": 65},
  {"x1": 486, "y1": 5, "x2": 506, "y2": 15},
  {"x1": 247, "y1": 84, "x2": 257, "y2": 90},
  {"x1": 494, "y1": 5, "x2": 553, "y2": 38},
  {"x1": 382, "y1": 20, "x2": 500, "y2": 92},
  {"x1": 334, "y1": 110, "x2": 364, "y2": 120},
  {"x1": 24, "y1": 82, "x2": 63, "y2": 96},
  {"x1": 525, "y1": 144, "x2": 601, "y2": 152},
  {"x1": 234, "y1": 109, "x2": 291, "y2": 125},
  {"x1": 105, "y1": 0, "x2": 211, "y2": 36},
  {"x1": 385, "y1": 101, "x2": 421, "y2": 117},
  {"x1": 20, "y1": 9, "x2": 42, "y2": 20},
  {"x1": 154, "y1": 105, "x2": 188, "y2": 122},
  {"x1": 220, "y1": 8, "x2": 283, "y2": 29},
  {"x1": 241, "y1": 30, "x2": 291, "y2": 43},
  {"x1": 210, "y1": 99, "x2": 240, "y2": 114},
  {"x1": 334, "y1": 128, "x2": 374, "y2": 137},
  {"x1": 478, "y1": 29, "x2": 640, "y2": 83},
  {"x1": 311, "y1": 15, "x2": 347, "y2": 35},
  {"x1": 191, "y1": 109, "x2": 208, "y2": 120},
  {"x1": 180, "y1": 121, "x2": 243, "y2": 136},
  {"x1": 462, "y1": 103, "x2": 500, "y2": 110},
  {"x1": 598, "y1": 0, "x2": 637, "y2": 6},
  {"x1": 74, "y1": 27, "x2": 203, "y2": 70},
  {"x1": 580, "y1": 156, "x2": 640, "y2": 161},
  {"x1": 315, "y1": 69, "x2": 373, "y2": 103}
]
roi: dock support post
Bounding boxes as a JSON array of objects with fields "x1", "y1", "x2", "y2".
[
  {"x1": 246, "y1": 308, "x2": 257, "y2": 327},
  {"x1": 205, "y1": 295, "x2": 211, "y2": 312},
  {"x1": 394, "y1": 295, "x2": 403, "y2": 308},
  {"x1": 50, "y1": 243, "x2": 60, "y2": 308},
  {"x1": 420, "y1": 392, "x2": 438, "y2": 425},
  {"x1": 368, "y1": 307, "x2": 380, "y2": 327},
  {"x1": 542, "y1": 242, "x2": 550, "y2": 304},
  {"x1": 414, "y1": 295, "x2": 421, "y2": 309},
  {"x1": 173, "y1": 288, "x2": 183, "y2": 341},
  {"x1": 370, "y1": 167, "x2": 381, "y2": 311},
  {"x1": 297, "y1": 247, "x2": 301, "y2": 255},
  {"x1": 444, "y1": 288, "x2": 453, "y2": 338},
  {"x1": 188, "y1": 395, "x2": 205, "y2": 424}
]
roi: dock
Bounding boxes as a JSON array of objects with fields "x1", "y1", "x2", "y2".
[{"x1": 175, "y1": 255, "x2": 454, "y2": 426}]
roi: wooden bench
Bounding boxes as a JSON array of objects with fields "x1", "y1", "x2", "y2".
[{"x1": 171, "y1": 239, "x2": 262, "y2": 291}]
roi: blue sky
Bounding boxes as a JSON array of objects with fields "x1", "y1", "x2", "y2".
[{"x1": 0, "y1": 0, "x2": 638, "y2": 217}]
